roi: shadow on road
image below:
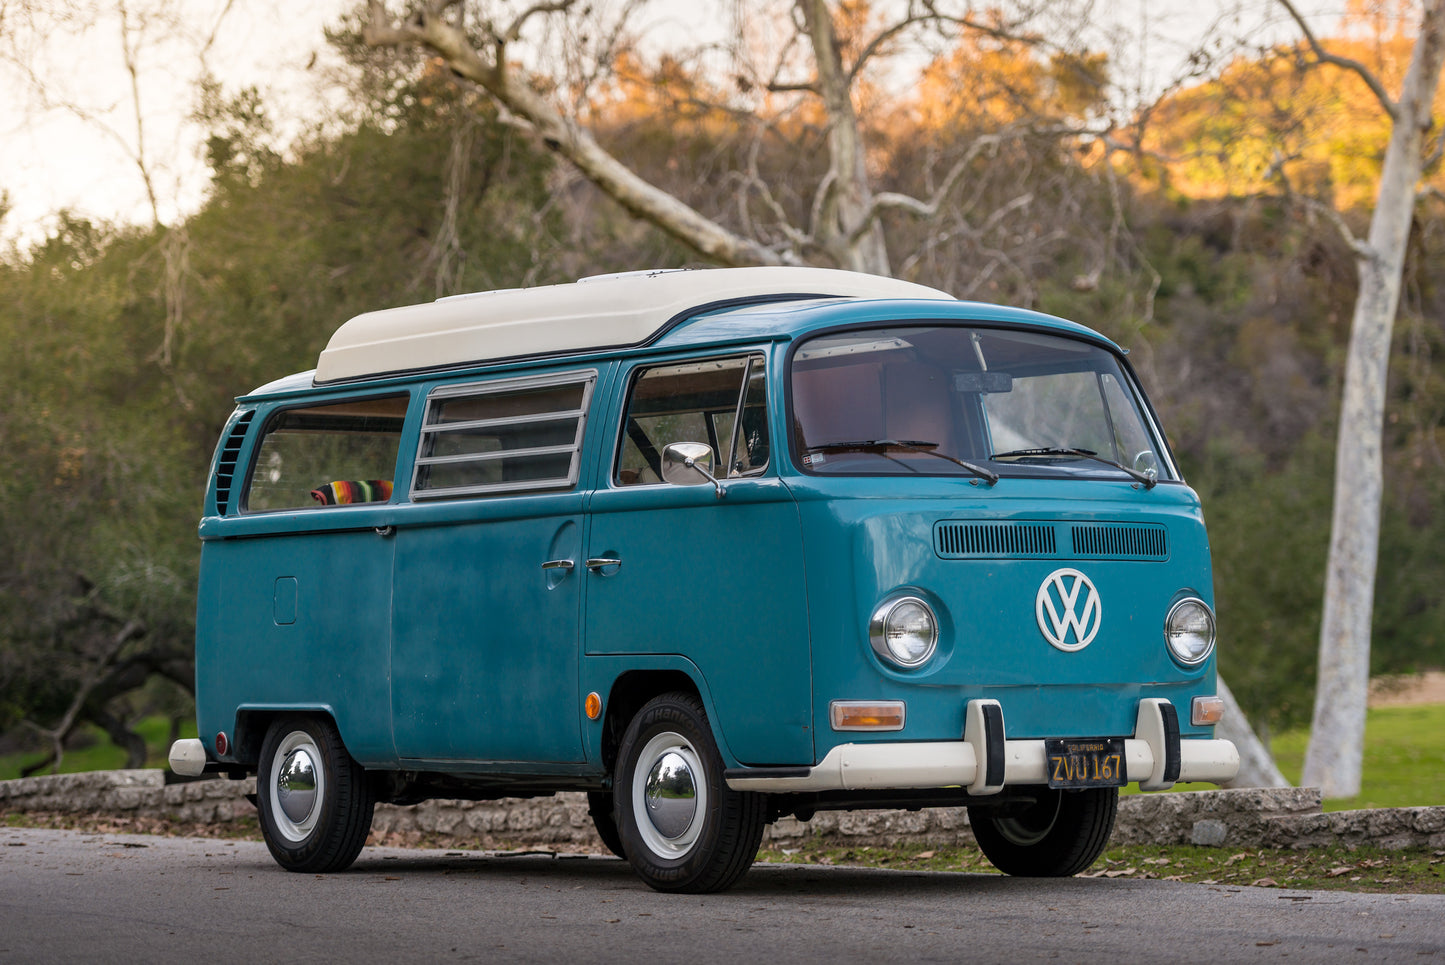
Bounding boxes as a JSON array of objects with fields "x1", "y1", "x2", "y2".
[{"x1": 340, "y1": 849, "x2": 1107, "y2": 898}]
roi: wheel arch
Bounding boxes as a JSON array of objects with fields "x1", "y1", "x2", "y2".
[
  {"x1": 601, "y1": 669, "x2": 707, "y2": 774},
  {"x1": 231, "y1": 705, "x2": 340, "y2": 769}
]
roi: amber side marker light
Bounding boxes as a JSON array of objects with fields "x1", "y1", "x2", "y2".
[
  {"x1": 1191, "y1": 695, "x2": 1225, "y2": 726},
  {"x1": 830, "y1": 700, "x2": 906, "y2": 731},
  {"x1": 585, "y1": 692, "x2": 603, "y2": 721}
]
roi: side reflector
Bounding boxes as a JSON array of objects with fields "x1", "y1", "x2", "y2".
[
  {"x1": 584, "y1": 692, "x2": 603, "y2": 721},
  {"x1": 214, "y1": 731, "x2": 230, "y2": 756},
  {"x1": 830, "y1": 700, "x2": 905, "y2": 731},
  {"x1": 1191, "y1": 695, "x2": 1225, "y2": 726}
]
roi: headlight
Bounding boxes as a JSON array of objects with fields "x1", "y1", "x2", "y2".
[
  {"x1": 1165, "y1": 598, "x2": 1215, "y2": 666},
  {"x1": 869, "y1": 595, "x2": 938, "y2": 669}
]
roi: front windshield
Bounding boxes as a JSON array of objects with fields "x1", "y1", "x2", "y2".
[{"x1": 789, "y1": 325, "x2": 1177, "y2": 482}]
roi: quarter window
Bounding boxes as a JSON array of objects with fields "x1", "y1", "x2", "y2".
[
  {"x1": 412, "y1": 372, "x2": 595, "y2": 498},
  {"x1": 245, "y1": 395, "x2": 407, "y2": 512}
]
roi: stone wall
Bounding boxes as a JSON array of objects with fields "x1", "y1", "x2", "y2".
[{"x1": 3, "y1": 770, "x2": 1443, "y2": 852}]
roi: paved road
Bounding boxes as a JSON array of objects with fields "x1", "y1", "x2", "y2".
[{"x1": 2, "y1": 828, "x2": 1442, "y2": 964}]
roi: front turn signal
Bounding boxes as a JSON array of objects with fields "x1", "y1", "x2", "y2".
[
  {"x1": 1191, "y1": 695, "x2": 1225, "y2": 726},
  {"x1": 830, "y1": 700, "x2": 905, "y2": 731}
]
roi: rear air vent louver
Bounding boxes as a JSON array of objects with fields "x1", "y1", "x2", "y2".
[
  {"x1": 934, "y1": 521, "x2": 1057, "y2": 558},
  {"x1": 212, "y1": 410, "x2": 254, "y2": 515},
  {"x1": 1070, "y1": 523, "x2": 1168, "y2": 560}
]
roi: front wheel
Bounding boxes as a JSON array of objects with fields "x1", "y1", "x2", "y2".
[
  {"x1": 614, "y1": 692, "x2": 765, "y2": 893},
  {"x1": 969, "y1": 786, "x2": 1117, "y2": 877},
  {"x1": 256, "y1": 716, "x2": 375, "y2": 873}
]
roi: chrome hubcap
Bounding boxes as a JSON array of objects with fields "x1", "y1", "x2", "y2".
[
  {"x1": 277, "y1": 748, "x2": 318, "y2": 824},
  {"x1": 269, "y1": 731, "x2": 326, "y2": 843},
  {"x1": 632, "y1": 732, "x2": 708, "y2": 859},
  {"x1": 644, "y1": 751, "x2": 697, "y2": 839}
]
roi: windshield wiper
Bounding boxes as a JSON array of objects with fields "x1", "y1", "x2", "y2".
[
  {"x1": 807, "y1": 439, "x2": 999, "y2": 485},
  {"x1": 988, "y1": 447, "x2": 1157, "y2": 489}
]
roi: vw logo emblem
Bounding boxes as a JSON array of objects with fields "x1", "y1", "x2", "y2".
[{"x1": 1036, "y1": 568, "x2": 1102, "y2": 652}]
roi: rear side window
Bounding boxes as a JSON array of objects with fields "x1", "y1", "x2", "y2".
[
  {"x1": 245, "y1": 395, "x2": 408, "y2": 512},
  {"x1": 412, "y1": 371, "x2": 596, "y2": 499}
]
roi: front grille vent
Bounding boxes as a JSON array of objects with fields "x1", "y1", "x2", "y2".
[
  {"x1": 1071, "y1": 523, "x2": 1168, "y2": 559},
  {"x1": 213, "y1": 410, "x2": 254, "y2": 515},
  {"x1": 935, "y1": 521, "x2": 1057, "y2": 558}
]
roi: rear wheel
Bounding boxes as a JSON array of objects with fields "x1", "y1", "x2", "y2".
[
  {"x1": 256, "y1": 716, "x2": 375, "y2": 873},
  {"x1": 614, "y1": 692, "x2": 765, "y2": 893},
  {"x1": 969, "y1": 786, "x2": 1117, "y2": 877},
  {"x1": 587, "y1": 790, "x2": 626, "y2": 858}
]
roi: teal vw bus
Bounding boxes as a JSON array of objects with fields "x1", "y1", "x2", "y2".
[{"x1": 171, "y1": 267, "x2": 1237, "y2": 892}]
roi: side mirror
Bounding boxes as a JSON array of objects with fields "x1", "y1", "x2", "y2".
[
  {"x1": 661, "y1": 442, "x2": 725, "y2": 499},
  {"x1": 1132, "y1": 449, "x2": 1160, "y2": 482}
]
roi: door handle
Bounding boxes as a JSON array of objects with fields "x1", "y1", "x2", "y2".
[
  {"x1": 584, "y1": 558, "x2": 623, "y2": 573},
  {"x1": 374, "y1": 525, "x2": 396, "y2": 537},
  {"x1": 541, "y1": 559, "x2": 575, "y2": 572}
]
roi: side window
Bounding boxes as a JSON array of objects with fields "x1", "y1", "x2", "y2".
[
  {"x1": 616, "y1": 354, "x2": 770, "y2": 486},
  {"x1": 412, "y1": 371, "x2": 595, "y2": 499},
  {"x1": 245, "y1": 395, "x2": 408, "y2": 512}
]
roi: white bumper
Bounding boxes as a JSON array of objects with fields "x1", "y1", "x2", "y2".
[
  {"x1": 725, "y1": 698, "x2": 1239, "y2": 793},
  {"x1": 168, "y1": 738, "x2": 208, "y2": 777}
]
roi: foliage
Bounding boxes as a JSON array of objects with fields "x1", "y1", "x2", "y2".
[
  {"x1": 1, "y1": 5, "x2": 1444, "y2": 765},
  {"x1": 0, "y1": 47, "x2": 558, "y2": 768},
  {"x1": 1143, "y1": 28, "x2": 1445, "y2": 208}
]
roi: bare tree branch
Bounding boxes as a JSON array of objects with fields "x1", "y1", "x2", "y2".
[
  {"x1": 1423, "y1": 121, "x2": 1445, "y2": 173},
  {"x1": 21, "y1": 617, "x2": 146, "y2": 777},
  {"x1": 1276, "y1": 0, "x2": 1400, "y2": 121},
  {"x1": 363, "y1": 1, "x2": 783, "y2": 267},
  {"x1": 502, "y1": 0, "x2": 573, "y2": 42},
  {"x1": 1264, "y1": 148, "x2": 1372, "y2": 257}
]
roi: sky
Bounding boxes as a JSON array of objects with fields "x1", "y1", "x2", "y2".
[
  {"x1": 0, "y1": 0, "x2": 354, "y2": 245},
  {"x1": 0, "y1": 0, "x2": 1342, "y2": 249}
]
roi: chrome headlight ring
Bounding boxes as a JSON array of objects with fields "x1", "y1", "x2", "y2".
[
  {"x1": 1164, "y1": 597, "x2": 1216, "y2": 667},
  {"x1": 869, "y1": 594, "x2": 939, "y2": 669}
]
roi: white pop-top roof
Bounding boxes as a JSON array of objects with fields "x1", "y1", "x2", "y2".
[{"x1": 314, "y1": 266, "x2": 954, "y2": 382}]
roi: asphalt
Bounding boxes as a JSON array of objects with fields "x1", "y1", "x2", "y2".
[{"x1": 2, "y1": 827, "x2": 1443, "y2": 964}]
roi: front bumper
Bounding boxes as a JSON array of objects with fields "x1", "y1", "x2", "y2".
[{"x1": 725, "y1": 698, "x2": 1238, "y2": 793}]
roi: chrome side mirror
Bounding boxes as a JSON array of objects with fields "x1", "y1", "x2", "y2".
[
  {"x1": 1132, "y1": 449, "x2": 1160, "y2": 483},
  {"x1": 661, "y1": 442, "x2": 725, "y2": 499}
]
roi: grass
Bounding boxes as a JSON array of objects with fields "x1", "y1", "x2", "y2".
[
  {"x1": 1269, "y1": 703, "x2": 1445, "y2": 811},
  {"x1": 0, "y1": 716, "x2": 196, "y2": 782},
  {"x1": 755, "y1": 839, "x2": 1445, "y2": 894},
  {"x1": 1119, "y1": 702, "x2": 1445, "y2": 811}
]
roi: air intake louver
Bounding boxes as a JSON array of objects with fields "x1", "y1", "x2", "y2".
[
  {"x1": 1071, "y1": 523, "x2": 1168, "y2": 559},
  {"x1": 213, "y1": 410, "x2": 254, "y2": 515},
  {"x1": 935, "y1": 521, "x2": 1057, "y2": 558}
]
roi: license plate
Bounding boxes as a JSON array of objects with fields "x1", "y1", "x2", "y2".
[{"x1": 1045, "y1": 738, "x2": 1126, "y2": 788}]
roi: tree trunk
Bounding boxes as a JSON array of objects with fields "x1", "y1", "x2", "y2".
[
  {"x1": 1216, "y1": 677, "x2": 1290, "y2": 788},
  {"x1": 1301, "y1": 0, "x2": 1445, "y2": 798},
  {"x1": 796, "y1": 0, "x2": 891, "y2": 274}
]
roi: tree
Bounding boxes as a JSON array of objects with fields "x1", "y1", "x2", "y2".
[
  {"x1": 356, "y1": 0, "x2": 1309, "y2": 787},
  {"x1": 0, "y1": 40, "x2": 561, "y2": 772},
  {"x1": 1279, "y1": 0, "x2": 1445, "y2": 797},
  {"x1": 356, "y1": 0, "x2": 1126, "y2": 277}
]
